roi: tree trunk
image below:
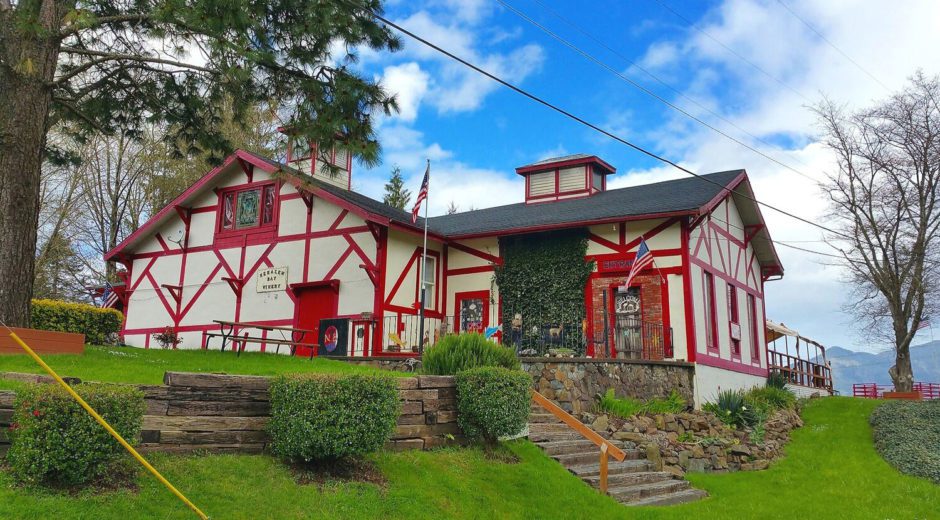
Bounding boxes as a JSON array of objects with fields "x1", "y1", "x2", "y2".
[
  {"x1": 0, "y1": 10, "x2": 63, "y2": 327},
  {"x1": 890, "y1": 344, "x2": 915, "y2": 392}
]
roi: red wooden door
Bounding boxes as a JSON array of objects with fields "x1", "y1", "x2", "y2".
[
  {"x1": 455, "y1": 291, "x2": 489, "y2": 334},
  {"x1": 294, "y1": 285, "x2": 339, "y2": 357}
]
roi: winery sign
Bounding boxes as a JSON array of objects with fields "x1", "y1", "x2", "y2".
[{"x1": 256, "y1": 266, "x2": 288, "y2": 293}]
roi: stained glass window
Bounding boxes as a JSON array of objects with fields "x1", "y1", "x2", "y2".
[{"x1": 236, "y1": 189, "x2": 260, "y2": 229}]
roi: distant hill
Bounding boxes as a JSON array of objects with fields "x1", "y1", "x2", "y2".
[{"x1": 827, "y1": 341, "x2": 940, "y2": 395}]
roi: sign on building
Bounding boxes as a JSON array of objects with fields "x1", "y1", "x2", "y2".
[{"x1": 257, "y1": 266, "x2": 288, "y2": 293}]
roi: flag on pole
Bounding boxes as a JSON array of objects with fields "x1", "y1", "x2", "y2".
[
  {"x1": 916, "y1": 320, "x2": 931, "y2": 331},
  {"x1": 411, "y1": 163, "x2": 430, "y2": 224},
  {"x1": 622, "y1": 239, "x2": 654, "y2": 289}
]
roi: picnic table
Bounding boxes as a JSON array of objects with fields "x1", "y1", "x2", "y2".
[{"x1": 207, "y1": 320, "x2": 319, "y2": 358}]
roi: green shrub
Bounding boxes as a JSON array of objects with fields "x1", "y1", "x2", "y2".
[
  {"x1": 268, "y1": 374, "x2": 399, "y2": 461},
  {"x1": 455, "y1": 367, "x2": 531, "y2": 444},
  {"x1": 597, "y1": 389, "x2": 686, "y2": 418},
  {"x1": 766, "y1": 370, "x2": 789, "y2": 389},
  {"x1": 422, "y1": 333, "x2": 520, "y2": 375},
  {"x1": 870, "y1": 400, "x2": 940, "y2": 484},
  {"x1": 746, "y1": 385, "x2": 796, "y2": 411},
  {"x1": 30, "y1": 299, "x2": 123, "y2": 345},
  {"x1": 6, "y1": 383, "x2": 144, "y2": 487}
]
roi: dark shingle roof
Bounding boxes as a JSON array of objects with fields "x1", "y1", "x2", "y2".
[
  {"x1": 254, "y1": 151, "x2": 743, "y2": 238},
  {"x1": 425, "y1": 170, "x2": 744, "y2": 237},
  {"x1": 524, "y1": 153, "x2": 592, "y2": 167}
]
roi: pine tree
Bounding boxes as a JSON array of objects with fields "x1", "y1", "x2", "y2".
[
  {"x1": 383, "y1": 167, "x2": 412, "y2": 211},
  {"x1": 446, "y1": 201, "x2": 459, "y2": 214},
  {"x1": 0, "y1": 0, "x2": 401, "y2": 326}
]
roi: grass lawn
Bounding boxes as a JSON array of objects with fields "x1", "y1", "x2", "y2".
[
  {"x1": 0, "y1": 346, "x2": 404, "y2": 386},
  {"x1": 1, "y1": 397, "x2": 938, "y2": 519}
]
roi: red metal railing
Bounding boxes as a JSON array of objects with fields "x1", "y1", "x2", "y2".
[{"x1": 853, "y1": 382, "x2": 940, "y2": 399}]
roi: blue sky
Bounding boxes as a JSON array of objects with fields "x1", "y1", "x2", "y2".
[{"x1": 338, "y1": 0, "x2": 940, "y2": 352}]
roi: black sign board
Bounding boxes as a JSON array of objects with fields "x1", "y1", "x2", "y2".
[{"x1": 318, "y1": 318, "x2": 349, "y2": 357}]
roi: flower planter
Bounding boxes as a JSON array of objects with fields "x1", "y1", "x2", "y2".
[
  {"x1": 882, "y1": 391, "x2": 922, "y2": 400},
  {"x1": 0, "y1": 327, "x2": 84, "y2": 355}
]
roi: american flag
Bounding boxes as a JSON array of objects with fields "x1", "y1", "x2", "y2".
[
  {"x1": 622, "y1": 239, "x2": 655, "y2": 289},
  {"x1": 916, "y1": 320, "x2": 931, "y2": 331},
  {"x1": 101, "y1": 282, "x2": 120, "y2": 309},
  {"x1": 411, "y1": 162, "x2": 429, "y2": 224}
]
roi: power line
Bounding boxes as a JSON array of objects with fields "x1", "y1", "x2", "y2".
[
  {"x1": 499, "y1": 0, "x2": 819, "y2": 183},
  {"x1": 653, "y1": 0, "x2": 813, "y2": 103},
  {"x1": 775, "y1": 0, "x2": 892, "y2": 92},
  {"x1": 367, "y1": 8, "x2": 852, "y2": 241}
]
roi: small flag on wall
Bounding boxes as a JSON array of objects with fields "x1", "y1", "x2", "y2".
[
  {"x1": 101, "y1": 282, "x2": 119, "y2": 308},
  {"x1": 622, "y1": 238, "x2": 654, "y2": 290},
  {"x1": 411, "y1": 162, "x2": 430, "y2": 223}
]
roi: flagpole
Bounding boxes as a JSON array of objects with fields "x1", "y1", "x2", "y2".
[{"x1": 418, "y1": 159, "x2": 430, "y2": 354}]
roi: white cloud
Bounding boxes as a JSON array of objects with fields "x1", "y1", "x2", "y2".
[
  {"x1": 432, "y1": 44, "x2": 544, "y2": 113},
  {"x1": 611, "y1": 0, "x2": 940, "y2": 351},
  {"x1": 380, "y1": 62, "x2": 430, "y2": 122}
]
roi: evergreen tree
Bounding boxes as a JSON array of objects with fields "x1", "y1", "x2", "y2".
[
  {"x1": 383, "y1": 167, "x2": 411, "y2": 211},
  {"x1": 0, "y1": 0, "x2": 401, "y2": 326}
]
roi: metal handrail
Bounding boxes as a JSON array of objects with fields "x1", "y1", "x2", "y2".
[{"x1": 531, "y1": 390, "x2": 626, "y2": 494}]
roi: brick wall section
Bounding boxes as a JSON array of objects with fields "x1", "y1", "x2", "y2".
[
  {"x1": 589, "y1": 274, "x2": 663, "y2": 360},
  {"x1": 521, "y1": 359, "x2": 694, "y2": 414}
]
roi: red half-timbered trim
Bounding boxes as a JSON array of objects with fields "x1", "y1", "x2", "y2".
[
  {"x1": 448, "y1": 241, "x2": 502, "y2": 265},
  {"x1": 696, "y1": 351, "x2": 769, "y2": 377}
]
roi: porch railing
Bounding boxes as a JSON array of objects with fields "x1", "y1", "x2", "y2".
[{"x1": 768, "y1": 350, "x2": 833, "y2": 392}]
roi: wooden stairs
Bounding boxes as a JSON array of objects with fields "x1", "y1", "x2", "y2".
[{"x1": 528, "y1": 396, "x2": 707, "y2": 507}]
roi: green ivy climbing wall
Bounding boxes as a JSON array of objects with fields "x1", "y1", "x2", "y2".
[{"x1": 494, "y1": 228, "x2": 594, "y2": 354}]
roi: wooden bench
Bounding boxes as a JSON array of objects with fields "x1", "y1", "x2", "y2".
[{"x1": 208, "y1": 333, "x2": 320, "y2": 358}]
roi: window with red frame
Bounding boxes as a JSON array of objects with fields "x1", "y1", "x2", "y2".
[
  {"x1": 727, "y1": 283, "x2": 740, "y2": 357},
  {"x1": 219, "y1": 184, "x2": 277, "y2": 233},
  {"x1": 748, "y1": 293, "x2": 760, "y2": 362},
  {"x1": 703, "y1": 272, "x2": 718, "y2": 351}
]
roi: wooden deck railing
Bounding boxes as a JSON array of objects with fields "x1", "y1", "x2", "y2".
[
  {"x1": 768, "y1": 350, "x2": 833, "y2": 393},
  {"x1": 531, "y1": 390, "x2": 626, "y2": 494}
]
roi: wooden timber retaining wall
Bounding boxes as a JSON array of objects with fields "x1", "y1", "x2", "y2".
[{"x1": 0, "y1": 372, "x2": 463, "y2": 455}]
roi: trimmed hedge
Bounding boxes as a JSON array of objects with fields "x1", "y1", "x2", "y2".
[
  {"x1": 870, "y1": 400, "x2": 940, "y2": 484},
  {"x1": 6, "y1": 383, "x2": 144, "y2": 487},
  {"x1": 455, "y1": 367, "x2": 531, "y2": 444},
  {"x1": 422, "y1": 333, "x2": 520, "y2": 375},
  {"x1": 31, "y1": 299, "x2": 123, "y2": 345},
  {"x1": 268, "y1": 374, "x2": 400, "y2": 461}
]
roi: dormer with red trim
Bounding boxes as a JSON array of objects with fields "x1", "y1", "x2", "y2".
[
  {"x1": 516, "y1": 154, "x2": 616, "y2": 204},
  {"x1": 284, "y1": 133, "x2": 353, "y2": 190}
]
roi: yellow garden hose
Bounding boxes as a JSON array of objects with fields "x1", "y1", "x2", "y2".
[{"x1": 6, "y1": 331, "x2": 209, "y2": 519}]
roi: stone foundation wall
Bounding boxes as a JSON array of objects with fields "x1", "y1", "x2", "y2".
[
  {"x1": 583, "y1": 407, "x2": 803, "y2": 475},
  {"x1": 0, "y1": 371, "x2": 464, "y2": 455},
  {"x1": 521, "y1": 359, "x2": 695, "y2": 414}
]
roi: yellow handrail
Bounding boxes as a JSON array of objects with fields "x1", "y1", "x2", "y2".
[
  {"x1": 531, "y1": 390, "x2": 626, "y2": 494},
  {"x1": 7, "y1": 331, "x2": 209, "y2": 519}
]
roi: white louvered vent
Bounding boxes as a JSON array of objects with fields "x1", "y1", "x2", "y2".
[
  {"x1": 528, "y1": 171, "x2": 554, "y2": 197},
  {"x1": 558, "y1": 167, "x2": 585, "y2": 192}
]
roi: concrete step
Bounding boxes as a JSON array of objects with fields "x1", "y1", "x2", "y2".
[
  {"x1": 608, "y1": 479, "x2": 691, "y2": 503},
  {"x1": 627, "y1": 488, "x2": 709, "y2": 507},
  {"x1": 527, "y1": 422, "x2": 578, "y2": 433},
  {"x1": 527, "y1": 413, "x2": 560, "y2": 424},
  {"x1": 582, "y1": 471, "x2": 675, "y2": 489},
  {"x1": 528, "y1": 430, "x2": 584, "y2": 442},
  {"x1": 552, "y1": 449, "x2": 642, "y2": 467},
  {"x1": 566, "y1": 459, "x2": 653, "y2": 477},
  {"x1": 536, "y1": 439, "x2": 610, "y2": 456}
]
